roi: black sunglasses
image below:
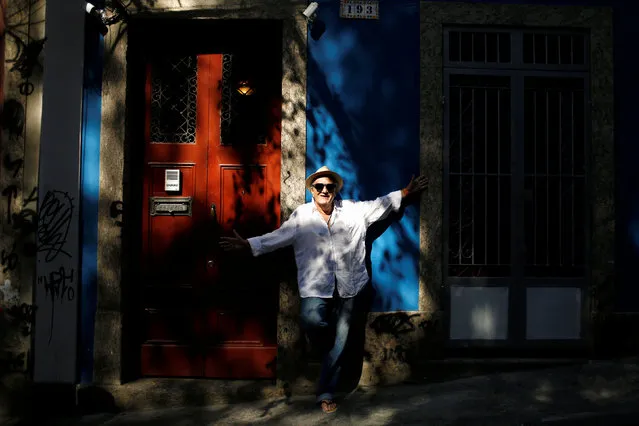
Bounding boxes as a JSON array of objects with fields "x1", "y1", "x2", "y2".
[{"x1": 312, "y1": 183, "x2": 337, "y2": 192}]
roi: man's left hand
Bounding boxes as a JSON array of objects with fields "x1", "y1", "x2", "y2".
[{"x1": 402, "y1": 175, "x2": 428, "y2": 198}]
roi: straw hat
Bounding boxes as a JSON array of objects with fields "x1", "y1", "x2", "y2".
[{"x1": 305, "y1": 166, "x2": 344, "y2": 192}]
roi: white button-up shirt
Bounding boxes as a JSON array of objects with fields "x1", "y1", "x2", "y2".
[{"x1": 247, "y1": 191, "x2": 403, "y2": 298}]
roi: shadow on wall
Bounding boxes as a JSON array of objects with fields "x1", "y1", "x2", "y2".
[
  {"x1": 306, "y1": 0, "x2": 421, "y2": 312},
  {"x1": 79, "y1": 13, "x2": 422, "y2": 412}
]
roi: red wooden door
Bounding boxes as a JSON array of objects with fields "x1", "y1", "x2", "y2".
[{"x1": 140, "y1": 52, "x2": 280, "y2": 378}]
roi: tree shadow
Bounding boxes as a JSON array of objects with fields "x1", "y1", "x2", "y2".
[
  {"x1": 305, "y1": 0, "x2": 421, "y2": 314},
  {"x1": 115, "y1": 17, "x2": 289, "y2": 386}
]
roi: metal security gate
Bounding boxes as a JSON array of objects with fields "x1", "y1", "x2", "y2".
[{"x1": 443, "y1": 27, "x2": 590, "y2": 348}]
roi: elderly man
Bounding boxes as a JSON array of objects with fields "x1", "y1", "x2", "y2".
[{"x1": 220, "y1": 166, "x2": 427, "y2": 413}]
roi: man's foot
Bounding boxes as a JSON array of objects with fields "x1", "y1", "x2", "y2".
[{"x1": 320, "y1": 399, "x2": 338, "y2": 414}]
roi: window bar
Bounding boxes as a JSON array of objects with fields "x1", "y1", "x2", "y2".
[
  {"x1": 459, "y1": 33, "x2": 462, "y2": 63},
  {"x1": 532, "y1": 35, "x2": 536, "y2": 64},
  {"x1": 571, "y1": 91, "x2": 575, "y2": 265},
  {"x1": 459, "y1": 86, "x2": 463, "y2": 264},
  {"x1": 472, "y1": 87, "x2": 475, "y2": 265},
  {"x1": 558, "y1": 35, "x2": 562, "y2": 65},
  {"x1": 497, "y1": 87, "x2": 501, "y2": 265},
  {"x1": 533, "y1": 89, "x2": 538, "y2": 265},
  {"x1": 485, "y1": 88, "x2": 488, "y2": 265},
  {"x1": 545, "y1": 35, "x2": 549, "y2": 65},
  {"x1": 471, "y1": 32, "x2": 475, "y2": 62},
  {"x1": 545, "y1": 88, "x2": 550, "y2": 266},
  {"x1": 484, "y1": 33, "x2": 488, "y2": 64},
  {"x1": 559, "y1": 90, "x2": 563, "y2": 266},
  {"x1": 570, "y1": 35, "x2": 574, "y2": 65},
  {"x1": 497, "y1": 34, "x2": 500, "y2": 63}
]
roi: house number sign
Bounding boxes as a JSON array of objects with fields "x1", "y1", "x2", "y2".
[{"x1": 340, "y1": 0, "x2": 379, "y2": 20}]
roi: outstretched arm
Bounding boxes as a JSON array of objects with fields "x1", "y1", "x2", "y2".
[
  {"x1": 219, "y1": 230, "x2": 251, "y2": 253},
  {"x1": 219, "y1": 210, "x2": 298, "y2": 256},
  {"x1": 401, "y1": 175, "x2": 428, "y2": 202},
  {"x1": 358, "y1": 175, "x2": 428, "y2": 226}
]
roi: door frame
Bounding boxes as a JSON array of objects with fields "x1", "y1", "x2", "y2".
[
  {"x1": 93, "y1": 11, "x2": 308, "y2": 385},
  {"x1": 420, "y1": 2, "x2": 614, "y2": 358}
]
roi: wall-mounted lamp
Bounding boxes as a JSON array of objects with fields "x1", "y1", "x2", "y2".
[
  {"x1": 85, "y1": 1, "x2": 128, "y2": 36},
  {"x1": 236, "y1": 80, "x2": 256, "y2": 96}
]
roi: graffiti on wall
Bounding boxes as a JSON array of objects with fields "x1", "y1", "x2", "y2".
[
  {"x1": 370, "y1": 312, "x2": 420, "y2": 336},
  {"x1": 0, "y1": 152, "x2": 39, "y2": 373},
  {"x1": 4, "y1": 0, "x2": 47, "y2": 97},
  {"x1": 5, "y1": 33, "x2": 46, "y2": 96},
  {"x1": 0, "y1": 0, "x2": 47, "y2": 375},
  {"x1": 1, "y1": 153, "x2": 39, "y2": 261},
  {"x1": 367, "y1": 312, "x2": 442, "y2": 365},
  {"x1": 37, "y1": 190, "x2": 73, "y2": 261},
  {"x1": 33, "y1": 190, "x2": 75, "y2": 344}
]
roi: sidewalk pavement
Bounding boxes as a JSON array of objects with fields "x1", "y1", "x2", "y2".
[{"x1": 32, "y1": 358, "x2": 639, "y2": 425}]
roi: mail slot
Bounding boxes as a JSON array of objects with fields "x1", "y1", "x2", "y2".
[{"x1": 150, "y1": 197, "x2": 192, "y2": 216}]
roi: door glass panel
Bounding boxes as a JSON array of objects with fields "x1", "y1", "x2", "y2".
[
  {"x1": 150, "y1": 56, "x2": 198, "y2": 143},
  {"x1": 220, "y1": 53, "x2": 269, "y2": 146}
]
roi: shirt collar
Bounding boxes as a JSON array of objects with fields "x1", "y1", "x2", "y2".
[{"x1": 310, "y1": 199, "x2": 342, "y2": 213}]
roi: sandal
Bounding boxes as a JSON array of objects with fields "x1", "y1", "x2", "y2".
[{"x1": 320, "y1": 399, "x2": 338, "y2": 414}]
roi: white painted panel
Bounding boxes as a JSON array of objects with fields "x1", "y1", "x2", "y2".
[
  {"x1": 526, "y1": 287, "x2": 581, "y2": 340},
  {"x1": 450, "y1": 286, "x2": 509, "y2": 340},
  {"x1": 33, "y1": 0, "x2": 85, "y2": 383}
]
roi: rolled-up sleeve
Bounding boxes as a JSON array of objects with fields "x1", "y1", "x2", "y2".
[
  {"x1": 247, "y1": 210, "x2": 298, "y2": 257},
  {"x1": 356, "y1": 190, "x2": 403, "y2": 227}
]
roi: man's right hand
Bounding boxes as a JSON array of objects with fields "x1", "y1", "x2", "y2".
[{"x1": 219, "y1": 230, "x2": 250, "y2": 252}]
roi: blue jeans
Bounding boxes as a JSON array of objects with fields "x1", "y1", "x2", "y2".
[{"x1": 300, "y1": 289, "x2": 364, "y2": 402}]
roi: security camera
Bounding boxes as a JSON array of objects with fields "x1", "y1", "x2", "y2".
[
  {"x1": 302, "y1": 2, "x2": 319, "y2": 21},
  {"x1": 85, "y1": 2, "x2": 108, "y2": 35},
  {"x1": 85, "y1": 2, "x2": 103, "y2": 21},
  {"x1": 85, "y1": 1, "x2": 128, "y2": 35}
]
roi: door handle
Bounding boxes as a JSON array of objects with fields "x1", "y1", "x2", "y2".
[
  {"x1": 207, "y1": 260, "x2": 216, "y2": 268},
  {"x1": 210, "y1": 203, "x2": 217, "y2": 221}
]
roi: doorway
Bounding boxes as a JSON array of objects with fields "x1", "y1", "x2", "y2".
[{"x1": 133, "y1": 19, "x2": 283, "y2": 378}]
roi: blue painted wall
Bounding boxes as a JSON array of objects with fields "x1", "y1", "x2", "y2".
[
  {"x1": 78, "y1": 17, "x2": 103, "y2": 383},
  {"x1": 307, "y1": 0, "x2": 639, "y2": 312},
  {"x1": 307, "y1": 0, "x2": 421, "y2": 311}
]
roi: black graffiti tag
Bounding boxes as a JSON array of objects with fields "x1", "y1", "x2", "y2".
[
  {"x1": 37, "y1": 191, "x2": 74, "y2": 262},
  {"x1": 38, "y1": 266, "x2": 75, "y2": 345},
  {"x1": 1, "y1": 243, "x2": 19, "y2": 273},
  {"x1": 382, "y1": 345, "x2": 408, "y2": 363},
  {"x1": 2, "y1": 185, "x2": 18, "y2": 224},
  {"x1": 3, "y1": 154, "x2": 24, "y2": 178},
  {"x1": 5, "y1": 303, "x2": 37, "y2": 337},
  {"x1": 370, "y1": 313, "x2": 420, "y2": 336},
  {"x1": 22, "y1": 186, "x2": 38, "y2": 206}
]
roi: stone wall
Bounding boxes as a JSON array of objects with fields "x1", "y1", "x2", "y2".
[
  {"x1": 93, "y1": 1, "x2": 309, "y2": 391},
  {"x1": 93, "y1": 1, "x2": 616, "y2": 402},
  {"x1": 0, "y1": 0, "x2": 45, "y2": 418}
]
